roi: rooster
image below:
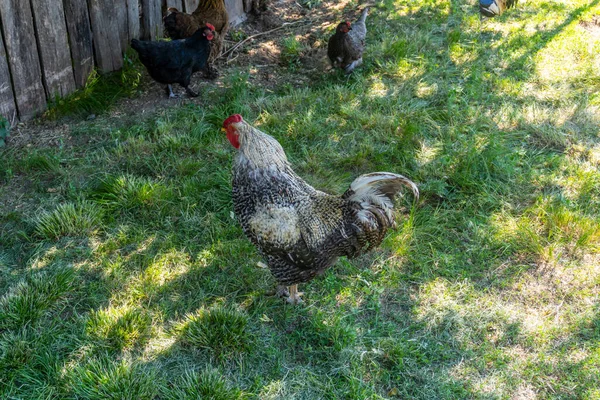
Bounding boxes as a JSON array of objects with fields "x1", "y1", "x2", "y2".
[
  {"x1": 479, "y1": 0, "x2": 517, "y2": 18},
  {"x1": 131, "y1": 25, "x2": 214, "y2": 98},
  {"x1": 328, "y1": 8, "x2": 369, "y2": 74},
  {"x1": 163, "y1": 1, "x2": 229, "y2": 78},
  {"x1": 223, "y1": 114, "x2": 419, "y2": 304}
]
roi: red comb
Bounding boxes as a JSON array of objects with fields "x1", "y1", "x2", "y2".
[
  {"x1": 206, "y1": 23, "x2": 215, "y2": 31},
  {"x1": 346, "y1": 21, "x2": 351, "y2": 26},
  {"x1": 223, "y1": 114, "x2": 243, "y2": 128}
]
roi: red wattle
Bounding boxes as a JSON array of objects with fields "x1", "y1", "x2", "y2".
[{"x1": 227, "y1": 130, "x2": 240, "y2": 149}]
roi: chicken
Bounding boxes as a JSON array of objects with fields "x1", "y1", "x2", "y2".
[
  {"x1": 328, "y1": 8, "x2": 369, "y2": 74},
  {"x1": 223, "y1": 114, "x2": 419, "y2": 304},
  {"x1": 479, "y1": 0, "x2": 517, "y2": 18},
  {"x1": 131, "y1": 25, "x2": 215, "y2": 98},
  {"x1": 163, "y1": 1, "x2": 229, "y2": 78}
]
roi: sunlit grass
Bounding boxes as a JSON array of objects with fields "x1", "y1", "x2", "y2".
[{"x1": 1, "y1": 0, "x2": 600, "y2": 397}]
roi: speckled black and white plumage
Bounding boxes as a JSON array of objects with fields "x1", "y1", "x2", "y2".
[{"x1": 226, "y1": 115, "x2": 419, "y2": 289}]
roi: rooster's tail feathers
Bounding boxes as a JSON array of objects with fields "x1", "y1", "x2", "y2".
[
  {"x1": 344, "y1": 172, "x2": 419, "y2": 209},
  {"x1": 358, "y1": 7, "x2": 369, "y2": 24}
]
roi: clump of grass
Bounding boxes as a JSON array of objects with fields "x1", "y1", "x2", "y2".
[
  {"x1": 45, "y1": 51, "x2": 142, "y2": 119},
  {"x1": 0, "y1": 268, "x2": 74, "y2": 331},
  {"x1": 281, "y1": 37, "x2": 304, "y2": 68},
  {"x1": 66, "y1": 358, "x2": 158, "y2": 399},
  {"x1": 21, "y1": 152, "x2": 61, "y2": 173},
  {"x1": 176, "y1": 305, "x2": 251, "y2": 358},
  {"x1": 298, "y1": 0, "x2": 322, "y2": 9},
  {"x1": 0, "y1": 329, "x2": 34, "y2": 376},
  {"x1": 86, "y1": 307, "x2": 152, "y2": 352},
  {"x1": 161, "y1": 369, "x2": 244, "y2": 400},
  {"x1": 35, "y1": 201, "x2": 104, "y2": 239},
  {"x1": 90, "y1": 175, "x2": 172, "y2": 212}
]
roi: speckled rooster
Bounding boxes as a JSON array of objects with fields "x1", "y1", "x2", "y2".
[{"x1": 223, "y1": 115, "x2": 419, "y2": 304}]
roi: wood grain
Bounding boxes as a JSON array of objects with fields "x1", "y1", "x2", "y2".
[
  {"x1": 127, "y1": 0, "x2": 141, "y2": 41},
  {"x1": 0, "y1": 31, "x2": 16, "y2": 122},
  {"x1": 31, "y1": 0, "x2": 76, "y2": 97},
  {"x1": 183, "y1": 0, "x2": 200, "y2": 13},
  {"x1": 0, "y1": 0, "x2": 46, "y2": 118},
  {"x1": 141, "y1": 0, "x2": 163, "y2": 40},
  {"x1": 88, "y1": 0, "x2": 124, "y2": 72},
  {"x1": 64, "y1": 0, "x2": 95, "y2": 88}
]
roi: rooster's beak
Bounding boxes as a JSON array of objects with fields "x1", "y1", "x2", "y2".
[{"x1": 221, "y1": 127, "x2": 226, "y2": 132}]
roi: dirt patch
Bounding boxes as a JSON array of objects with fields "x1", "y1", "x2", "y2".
[
  {"x1": 4, "y1": 0, "x2": 369, "y2": 150},
  {"x1": 579, "y1": 15, "x2": 600, "y2": 39}
]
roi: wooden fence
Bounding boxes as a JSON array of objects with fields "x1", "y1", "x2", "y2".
[{"x1": 0, "y1": 0, "x2": 247, "y2": 124}]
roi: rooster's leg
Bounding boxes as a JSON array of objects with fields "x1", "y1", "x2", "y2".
[
  {"x1": 276, "y1": 285, "x2": 289, "y2": 298},
  {"x1": 184, "y1": 85, "x2": 199, "y2": 98},
  {"x1": 166, "y1": 85, "x2": 177, "y2": 98},
  {"x1": 286, "y1": 284, "x2": 304, "y2": 305}
]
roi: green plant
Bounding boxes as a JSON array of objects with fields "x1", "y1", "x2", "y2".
[{"x1": 0, "y1": 116, "x2": 9, "y2": 147}]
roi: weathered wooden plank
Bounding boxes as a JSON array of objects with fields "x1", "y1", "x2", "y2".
[
  {"x1": 0, "y1": 32, "x2": 16, "y2": 123},
  {"x1": 183, "y1": 0, "x2": 200, "y2": 13},
  {"x1": 116, "y1": 0, "x2": 129, "y2": 51},
  {"x1": 0, "y1": 0, "x2": 46, "y2": 118},
  {"x1": 225, "y1": 0, "x2": 245, "y2": 26},
  {"x1": 127, "y1": 0, "x2": 141, "y2": 41},
  {"x1": 88, "y1": 0, "x2": 124, "y2": 72},
  {"x1": 31, "y1": 0, "x2": 76, "y2": 98},
  {"x1": 166, "y1": 0, "x2": 184, "y2": 11},
  {"x1": 141, "y1": 0, "x2": 163, "y2": 40},
  {"x1": 64, "y1": 0, "x2": 95, "y2": 88}
]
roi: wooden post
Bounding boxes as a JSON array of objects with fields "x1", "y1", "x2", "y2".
[
  {"x1": 0, "y1": 0, "x2": 46, "y2": 119},
  {"x1": 141, "y1": 0, "x2": 163, "y2": 40},
  {"x1": 166, "y1": 0, "x2": 184, "y2": 11},
  {"x1": 63, "y1": 0, "x2": 95, "y2": 88},
  {"x1": 225, "y1": 0, "x2": 246, "y2": 26},
  {"x1": 31, "y1": 0, "x2": 77, "y2": 98},
  {"x1": 116, "y1": 0, "x2": 129, "y2": 51},
  {"x1": 88, "y1": 0, "x2": 124, "y2": 72},
  {"x1": 183, "y1": 0, "x2": 200, "y2": 13},
  {"x1": 0, "y1": 32, "x2": 16, "y2": 123},
  {"x1": 127, "y1": 0, "x2": 141, "y2": 41}
]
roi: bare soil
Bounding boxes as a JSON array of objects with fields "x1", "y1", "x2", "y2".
[{"x1": 5, "y1": 0, "x2": 371, "y2": 150}]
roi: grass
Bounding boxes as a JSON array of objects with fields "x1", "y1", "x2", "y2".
[
  {"x1": 44, "y1": 51, "x2": 143, "y2": 120},
  {"x1": 1, "y1": 0, "x2": 600, "y2": 398}
]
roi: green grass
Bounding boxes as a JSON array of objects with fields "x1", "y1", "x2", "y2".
[
  {"x1": 1, "y1": 0, "x2": 600, "y2": 398},
  {"x1": 45, "y1": 51, "x2": 143, "y2": 119}
]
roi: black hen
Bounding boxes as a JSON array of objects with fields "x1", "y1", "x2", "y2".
[
  {"x1": 479, "y1": 0, "x2": 517, "y2": 18},
  {"x1": 131, "y1": 25, "x2": 215, "y2": 97}
]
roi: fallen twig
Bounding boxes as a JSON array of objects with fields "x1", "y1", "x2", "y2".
[{"x1": 220, "y1": 19, "x2": 310, "y2": 61}]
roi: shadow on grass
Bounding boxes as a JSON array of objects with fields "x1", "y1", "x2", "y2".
[{"x1": 1, "y1": 0, "x2": 600, "y2": 397}]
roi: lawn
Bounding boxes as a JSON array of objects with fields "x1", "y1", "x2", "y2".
[{"x1": 1, "y1": 0, "x2": 600, "y2": 398}]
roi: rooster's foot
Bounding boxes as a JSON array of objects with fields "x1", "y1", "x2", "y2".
[
  {"x1": 166, "y1": 85, "x2": 179, "y2": 98},
  {"x1": 286, "y1": 284, "x2": 304, "y2": 305},
  {"x1": 276, "y1": 285, "x2": 289, "y2": 298}
]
